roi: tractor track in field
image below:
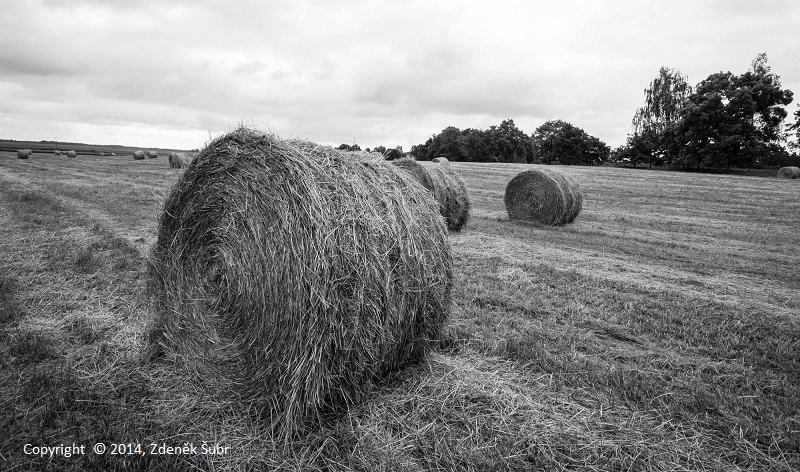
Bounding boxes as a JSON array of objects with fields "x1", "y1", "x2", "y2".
[{"x1": 0, "y1": 166, "x2": 153, "y2": 257}]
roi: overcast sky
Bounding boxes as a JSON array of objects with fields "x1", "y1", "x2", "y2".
[{"x1": 2, "y1": 0, "x2": 798, "y2": 151}]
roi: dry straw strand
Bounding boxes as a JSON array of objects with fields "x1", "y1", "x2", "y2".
[
  {"x1": 147, "y1": 126, "x2": 452, "y2": 439},
  {"x1": 505, "y1": 168, "x2": 583, "y2": 225},
  {"x1": 168, "y1": 152, "x2": 194, "y2": 168},
  {"x1": 133, "y1": 150, "x2": 145, "y2": 160},
  {"x1": 392, "y1": 157, "x2": 471, "y2": 231},
  {"x1": 777, "y1": 166, "x2": 800, "y2": 179}
]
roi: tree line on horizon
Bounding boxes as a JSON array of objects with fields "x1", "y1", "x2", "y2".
[{"x1": 349, "y1": 52, "x2": 800, "y2": 169}]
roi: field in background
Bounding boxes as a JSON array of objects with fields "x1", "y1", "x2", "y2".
[
  {"x1": 0, "y1": 138, "x2": 190, "y2": 158},
  {"x1": 1, "y1": 151, "x2": 798, "y2": 471}
]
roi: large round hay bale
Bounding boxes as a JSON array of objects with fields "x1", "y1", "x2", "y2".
[
  {"x1": 110, "y1": 152, "x2": 116, "y2": 156},
  {"x1": 505, "y1": 168, "x2": 583, "y2": 225},
  {"x1": 167, "y1": 151, "x2": 194, "y2": 168},
  {"x1": 544, "y1": 169, "x2": 583, "y2": 223},
  {"x1": 432, "y1": 156, "x2": 449, "y2": 163},
  {"x1": 392, "y1": 158, "x2": 471, "y2": 231},
  {"x1": 147, "y1": 127, "x2": 452, "y2": 438},
  {"x1": 777, "y1": 166, "x2": 800, "y2": 179},
  {"x1": 66, "y1": 150, "x2": 77, "y2": 158},
  {"x1": 133, "y1": 150, "x2": 145, "y2": 160},
  {"x1": 147, "y1": 150, "x2": 158, "y2": 159},
  {"x1": 17, "y1": 149, "x2": 31, "y2": 159},
  {"x1": 54, "y1": 150, "x2": 62, "y2": 156}
]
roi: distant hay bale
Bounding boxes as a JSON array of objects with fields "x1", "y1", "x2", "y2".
[
  {"x1": 110, "y1": 152, "x2": 116, "y2": 156},
  {"x1": 147, "y1": 126, "x2": 452, "y2": 439},
  {"x1": 17, "y1": 149, "x2": 31, "y2": 159},
  {"x1": 432, "y1": 156, "x2": 449, "y2": 163},
  {"x1": 168, "y1": 152, "x2": 194, "y2": 169},
  {"x1": 147, "y1": 151, "x2": 158, "y2": 159},
  {"x1": 392, "y1": 158, "x2": 471, "y2": 231},
  {"x1": 505, "y1": 168, "x2": 583, "y2": 225},
  {"x1": 54, "y1": 150, "x2": 61, "y2": 156},
  {"x1": 66, "y1": 150, "x2": 77, "y2": 158},
  {"x1": 777, "y1": 166, "x2": 800, "y2": 179},
  {"x1": 133, "y1": 150, "x2": 146, "y2": 160}
]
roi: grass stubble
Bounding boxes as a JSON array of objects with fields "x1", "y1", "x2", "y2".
[{"x1": 0, "y1": 151, "x2": 798, "y2": 471}]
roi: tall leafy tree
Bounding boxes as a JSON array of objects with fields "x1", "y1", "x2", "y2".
[
  {"x1": 674, "y1": 53, "x2": 793, "y2": 168},
  {"x1": 425, "y1": 126, "x2": 467, "y2": 161},
  {"x1": 531, "y1": 120, "x2": 609, "y2": 165},
  {"x1": 487, "y1": 119, "x2": 535, "y2": 163},
  {"x1": 787, "y1": 104, "x2": 800, "y2": 151},
  {"x1": 626, "y1": 67, "x2": 692, "y2": 165},
  {"x1": 633, "y1": 67, "x2": 693, "y2": 135}
]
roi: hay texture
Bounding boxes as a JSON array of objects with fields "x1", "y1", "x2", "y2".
[
  {"x1": 392, "y1": 158, "x2": 471, "y2": 231},
  {"x1": 777, "y1": 166, "x2": 800, "y2": 179},
  {"x1": 133, "y1": 150, "x2": 146, "y2": 160},
  {"x1": 17, "y1": 149, "x2": 31, "y2": 159},
  {"x1": 505, "y1": 168, "x2": 583, "y2": 225},
  {"x1": 168, "y1": 151, "x2": 194, "y2": 169},
  {"x1": 147, "y1": 126, "x2": 452, "y2": 438},
  {"x1": 432, "y1": 156, "x2": 449, "y2": 163},
  {"x1": 147, "y1": 150, "x2": 158, "y2": 159},
  {"x1": 66, "y1": 150, "x2": 77, "y2": 158}
]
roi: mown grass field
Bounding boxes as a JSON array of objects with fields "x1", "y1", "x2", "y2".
[{"x1": 0, "y1": 150, "x2": 798, "y2": 471}]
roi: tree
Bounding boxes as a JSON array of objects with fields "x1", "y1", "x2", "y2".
[
  {"x1": 485, "y1": 119, "x2": 535, "y2": 163},
  {"x1": 611, "y1": 130, "x2": 661, "y2": 168},
  {"x1": 674, "y1": 53, "x2": 793, "y2": 168},
  {"x1": 626, "y1": 67, "x2": 693, "y2": 165},
  {"x1": 531, "y1": 120, "x2": 609, "y2": 165},
  {"x1": 786, "y1": 104, "x2": 800, "y2": 151},
  {"x1": 423, "y1": 126, "x2": 467, "y2": 161},
  {"x1": 410, "y1": 142, "x2": 429, "y2": 160},
  {"x1": 408, "y1": 119, "x2": 538, "y2": 163},
  {"x1": 633, "y1": 67, "x2": 693, "y2": 135}
]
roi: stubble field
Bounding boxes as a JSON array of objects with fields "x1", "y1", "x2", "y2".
[{"x1": 1, "y1": 150, "x2": 798, "y2": 471}]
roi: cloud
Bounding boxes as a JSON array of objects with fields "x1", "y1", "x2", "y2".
[{"x1": 0, "y1": 0, "x2": 798, "y2": 150}]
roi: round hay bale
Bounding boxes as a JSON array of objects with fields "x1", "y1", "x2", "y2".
[
  {"x1": 110, "y1": 152, "x2": 116, "y2": 156},
  {"x1": 54, "y1": 150, "x2": 62, "y2": 156},
  {"x1": 392, "y1": 158, "x2": 471, "y2": 231},
  {"x1": 147, "y1": 150, "x2": 158, "y2": 159},
  {"x1": 505, "y1": 168, "x2": 583, "y2": 225},
  {"x1": 392, "y1": 157, "x2": 435, "y2": 190},
  {"x1": 133, "y1": 150, "x2": 146, "y2": 160},
  {"x1": 17, "y1": 149, "x2": 31, "y2": 159},
  {"x1": 544, "y1": 169, "x2": 583, "y2": 223},
  {"x1": 66, "y1": 150, "x2": 77, "y2": 158},
  {"x1": 147, "y1": 126, "x2": 452, "y2": 438},
  {"x1": 432, "y1": 156, "x2": 449, "y2": 163},
  {"x1": 777, "y1": 166, "x2": 800, "y2": 179},
  {"x1": 168, "y1": 151, "x2": 194, "y2": 169}
]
